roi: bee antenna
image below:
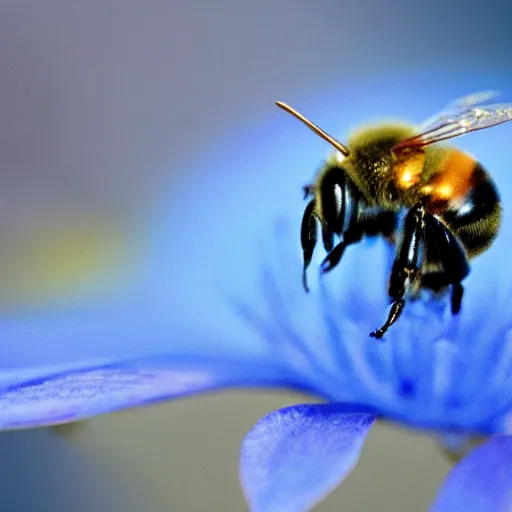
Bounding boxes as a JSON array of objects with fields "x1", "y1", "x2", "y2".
[{"x1": 275, "y1": 101, "x2": 350, "y2": 157}]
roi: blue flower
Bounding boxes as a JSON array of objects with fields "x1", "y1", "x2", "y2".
[{"x1": 1, "y1": 71, "x2": 512, "y2": 511}]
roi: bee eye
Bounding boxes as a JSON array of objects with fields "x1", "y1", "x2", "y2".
[{"x1": 320, "y1": 169, "x2": 348, "y2": 234}]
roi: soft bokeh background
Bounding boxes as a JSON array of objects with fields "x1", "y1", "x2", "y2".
[{"x1": 1, "y1": 1, "x2": 512, "y2": 510}]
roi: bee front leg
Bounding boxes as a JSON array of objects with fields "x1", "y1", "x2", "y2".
[
  {"x1": 301, "y1": 199, "x2": 318, "y2": 293},
  {"x1": 319, "y1": 196, "x2": 363, "y2": 273},
  {"x1": 319, "y1": 224, "x2": 363, "y2": 273},
  {"x1": 370, "y1": 204, "x2": 425, "y2": 339}
]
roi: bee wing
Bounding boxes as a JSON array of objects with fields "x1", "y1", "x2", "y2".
[
  {"x1": 394, "y1": 100, "x2": 512, "y2": 151},
  {"x1": 418, "y1": 90, "x2": 500, "y2": 131}
]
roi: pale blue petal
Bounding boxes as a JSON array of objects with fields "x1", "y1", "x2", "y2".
[
  {"x1": 240, "y1": 403, "x2": 376, "y2": 512},
  {"x1": 431, "y1": 436, "x2": 512, "y2": 512},
  {"x1": 0, "y1": 355, "x2": 310, "y2": 429}
]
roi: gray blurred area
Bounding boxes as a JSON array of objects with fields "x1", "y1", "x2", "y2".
[{"x1": 0, "y1": 1, "x2": 511, "y2": 510}]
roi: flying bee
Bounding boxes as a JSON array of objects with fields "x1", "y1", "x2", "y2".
[{"x1": 276, "y1": 92, "x2": 512, "y2": 339}]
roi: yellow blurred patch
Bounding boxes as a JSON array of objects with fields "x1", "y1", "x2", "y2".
[{"x1": 0, "y1": 217, "x2": 133, "y2": 309}]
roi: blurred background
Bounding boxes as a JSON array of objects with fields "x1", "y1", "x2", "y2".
[{"x1": 1, "y1": 1, "x2": 512, "y2": 510}]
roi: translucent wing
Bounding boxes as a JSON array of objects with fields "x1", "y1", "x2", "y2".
[
  {"x1": 418, "y1": 90, "x2": 500, "y2": 132},
  {"x1": 394, "y1": 92, "x2": 512, "y2": 151}
]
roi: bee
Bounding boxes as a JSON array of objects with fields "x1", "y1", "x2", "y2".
[{"x1": 276, "y1": 92, "x2": 512, "y2": 339}]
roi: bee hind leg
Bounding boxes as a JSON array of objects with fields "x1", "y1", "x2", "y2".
[
  {"x1": 423, "y1": 215, "x2": 470, "y2": 315},
  {"x1": 421, "y1": 272, "x2": 464, "y2": 315},
  {"x1": 451, "y1": 283, "x2": 464, "y2": 314}
]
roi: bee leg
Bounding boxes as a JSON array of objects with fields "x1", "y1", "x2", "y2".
[
  {"x1": 319, "y1": 223, "x2": 363, "y2": 273},
  {"x1": 319, "y1": 193, "x2": 362, "y2": 273},
  {"x1": 370, "y1": 300, "x2": 406, "y2": 339},
  {"x1": 301, "y1": 199, "x2": 318, "y2": 293},
  {"x1": 425, "y1": 215, "x2": 470, "y2": 315},
  {"x1": 420, "y1": 272, "x2": 464, "y2": 314},
  {"x1": 451, "y1": 283, "x2": 464, "y2": 314},
  {"x1": 321, "y1": 223, "x2": 334, "y2": 252},
  {"x1": 370, "y1": 204, "x2": 425, "y2": 339}
]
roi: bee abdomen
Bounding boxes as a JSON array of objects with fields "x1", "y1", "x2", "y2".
[{"x1": 443, "y1": 163, "x2": 501, "y2": 257}]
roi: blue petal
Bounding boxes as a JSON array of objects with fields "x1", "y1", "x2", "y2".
[
  {"x1": 3, "y1": 69, "x2": 512, "y2": 429},
  {"x1": 431, "y1": 436, "x2": 512, "y2": 512},
  {"x1": 240, "y1": 403, "x2": 376, "y2": 512},
  {"x1": 0, "y1": 355, "x2": 310, "y2": 429}
]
